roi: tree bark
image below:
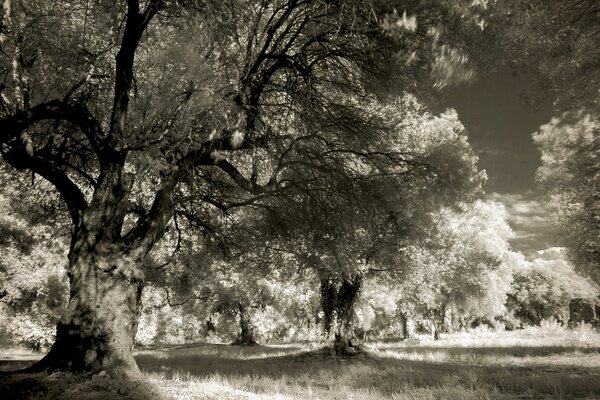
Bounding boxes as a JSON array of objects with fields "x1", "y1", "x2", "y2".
[
  {"x1": 431, "y1": 305, "x2": 446, "y2": 341},
  {"x1": 24, "y1": 249, "x2": 144, "y2": 378},
  {"x1": 321, "y1": 274, "x2": 362, "y2": 355},
  {"x1": 320, "y1": 278, "x2": 337, "y2": 337},
  {"x1": 233, "y1": 303, "x2": 257, "y2": 346},
  {"x1": 399, "y1": 311, "x2": 412, "y2": 339},
  {"x1": 335, "y1": 275, "x2": 361, "y2": 337}
]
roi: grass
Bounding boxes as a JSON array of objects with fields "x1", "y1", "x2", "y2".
[{"x1": 2, "y1": 326, "x2": 600, "y2": 399}]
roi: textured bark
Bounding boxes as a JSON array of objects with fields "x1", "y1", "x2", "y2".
[
  {"x1": 431, "y1": 305, "x2": 446, "y2": 341},
  {"x1": 319, "y1": 274, "x2": 362, "y2": 355},
  {"x1": 24, "y1": 250, "x2": 144, "y2": 378},
  {"x1": 320, "y1": 278, "x2": 337, "y2": 337},
  {"x1": 335, "y1": 275, "x2": 361, "y2": 338},
  {"x1": 399, "y1": 312, "x2": 412, "y2": 339},
  {"x1": 233, "y1": 303, "x2": 257, "y2": 346}
]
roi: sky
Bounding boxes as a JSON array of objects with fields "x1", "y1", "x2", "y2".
[{"x1": 440, "y1": 67, "x2": 557, "y2": 257}]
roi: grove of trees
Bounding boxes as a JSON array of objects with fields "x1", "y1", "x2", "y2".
[{"x1": 0, "y1": 0, "x2": 598, "y2": 382}]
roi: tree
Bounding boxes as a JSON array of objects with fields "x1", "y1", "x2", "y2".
[
  {"x1": 261, "y1": 101, "x2": 486, "y2": 351},
  {"x1": 532, "y1": 112, "x2": 600, "y2": 284},
  {"x1": 508, "y1": 248, "x2": 598, "y2": 326},
  {"x1": 491, "y1": 0, "x2": 600, "y2": 111},
  {"x1": 0, "y1": 0, "x2": 487, "y2": 376},
  {"x1": 0, "y1": 190, "x2": 69, "y2": 351},
  {"x1": 398, "y1": 199, "x2": 516, "y2": 339}
]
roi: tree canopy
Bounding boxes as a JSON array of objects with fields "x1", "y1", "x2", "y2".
[
  {"x1": 533, "y1": 112, "x2": 600, "y2": 284},
  {"x1": 0, "y1": 0, "x2": 491, "y2": 376}
]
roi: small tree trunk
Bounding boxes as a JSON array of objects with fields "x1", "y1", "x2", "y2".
[
  {"x1": 205, "y1": 315, "x2": 216, "y2": 338},
  {"x1": 431, "y1": 305, "x2": 446, "y2": 341},
  {"x1": 399, "y1": 312, "x2": 412, "y2": 339},
  {"x1": 234, "y1": 303, "x2": 257, "y2": 346},
  {"x1": 25, "y1": 250, "x2": 144, "y2": 378}
]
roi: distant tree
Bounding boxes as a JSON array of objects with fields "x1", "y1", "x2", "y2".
[
  {"x1": 532, "y1": 112, "x2": 600, "y2": 284},
  {"x1": 508, "y1": 248, "x2": 598, "y2": 326},
  {"x1": 262, "y1": 102, "x2": 486, "y2": 352},
  {"x1": 144, "y1": 222, "x2": 312, "y2": 346},
  {"x1": 0, "y1": 191, "x2": 69, "y2": 351},
  {"x1": 399, "y1": 199, "x2": 516, "y2": 339},
  {"x1": 353, "y1": 277, "x2": 403, "y2": 340}
]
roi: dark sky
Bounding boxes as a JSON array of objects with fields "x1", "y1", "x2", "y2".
[
  {"x1": 439, "y1": 67, "x2": 557, "y2": 255},
  {"x1": 441, "y1": 67, "x2": 554, "y2": 194}
]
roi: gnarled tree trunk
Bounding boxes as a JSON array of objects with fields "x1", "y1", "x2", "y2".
[
  {"x1": 319, "y1": 274, "x2": 363, "y2": 355},
  {"x1": 24, "y1": 248, "x2": 145, "y2": 378},
  {"x1": 233, "y1": 303, "x2": 257, "y2": 346}
]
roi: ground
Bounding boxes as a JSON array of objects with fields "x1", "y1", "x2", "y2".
[{"x1": 2, "y1": 324, "x2": 600, "y2": 399}]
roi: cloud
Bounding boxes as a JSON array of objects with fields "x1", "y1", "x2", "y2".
[
  {"x1": 487, "y1": 192, "x2": 555, "y2": 254},
  {"x1": 532, "y1": 247, "x2": 564, "y2": 261},
  {"x1": 523, "y1": 247, "x2": 598, "y2": 296}
]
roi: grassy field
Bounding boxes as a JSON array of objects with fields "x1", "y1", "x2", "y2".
[{"x1": 2, "y1": 325, "x2": 600, "y2": 399}]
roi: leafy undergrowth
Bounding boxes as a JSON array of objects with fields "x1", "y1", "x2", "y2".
[{"x1": 2, "y1": 327, "x2": 600, "y2": 399}]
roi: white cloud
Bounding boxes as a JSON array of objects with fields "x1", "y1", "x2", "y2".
[{"x1": 487, "y1": 192, "x2": 555, "y2": 254}]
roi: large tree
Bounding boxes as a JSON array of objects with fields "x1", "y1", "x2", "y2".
[
  {"x1": 0, "y1": 0, "x2": 485, "y2": 376},
  {"x1": 261, "y1": 101, "x2": 485, "y2": 351}
]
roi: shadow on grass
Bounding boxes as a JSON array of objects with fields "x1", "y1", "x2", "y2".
[
  {"x1": 0, "y1": 359, "x2": 38, "y2": 372},
  {"x1": 134, "y1": 342, "x2": 600, "y2": 398},
  {"x1": 0, "y1": 372, "x2": 164, "y2": 400},
  {"x1": 137, "y1": 342, "x2": 303, "y2": 358},
  {"x1": 378, "y1": 344, "x2": 600, "y2": 357},
  {"x1": 3, "y1": 343, "x2": 600, "y2": 398}
]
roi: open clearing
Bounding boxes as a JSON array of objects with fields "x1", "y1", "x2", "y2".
[{"x1": 2, "y1": 328, "x2": 600, "y2": 399}]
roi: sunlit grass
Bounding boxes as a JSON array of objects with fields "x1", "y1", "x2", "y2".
[
  {"x1": 2, "y1": 327, "x2": 600, "y2": 399},
  {"x1": 133, "y1": 327, "x2": 600, "y2": 399}
]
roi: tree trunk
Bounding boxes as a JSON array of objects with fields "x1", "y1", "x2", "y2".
[
  {"x1": 320, "y1": 278, "x2": 337, "y2": 337},
  {"x1": 332, "y1": 274, "x2": 362, "y2": 355},
  {"x1": 318, "y1": 274, "x2": 363, "y2": 354},
  {"x1": 24, "y1": 250, "x2": 144, "y2": 378},
  {"x1": 399, "y1": 312, "x2": 412, "y2": 339},
  {"x1": 205, "y1": 315, "x2": 216, "y2": 338},
  {"x1": 431, "y1": 305, "x2": 446, "y2": 341},
  {"x1": 233, "y1": 303, "x2": 257, "y2": 346}
]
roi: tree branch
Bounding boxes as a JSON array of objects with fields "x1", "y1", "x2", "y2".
[
  {"x1": 1, "y1": 148, "x2": 88, "y2": 225},
  {"x1": 0, "y1": 100, "x2": 105, "y2": 154},
  {"x1": 110, "y1": 0, "x2": 164, "y2": 141}
]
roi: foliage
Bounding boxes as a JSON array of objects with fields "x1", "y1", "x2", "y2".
[
  {"x1": 0, "y1": 0, "x2": 492, "y2": 372},
  {"x1": 493, "y1": 0, "x2": 600, "y2": 111},
  {"x1": 398, "y1": 199, "x2": 516, "y2": 332},
  {"x1": 533, "y1": 112, "x2": 600, "y2": 284},
  {"x1": 0, "y1": 191, "x2": 68, "y2": 351},
  {"x1": 508, "y1": 248, "x2": 598, "y2": 326}
]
